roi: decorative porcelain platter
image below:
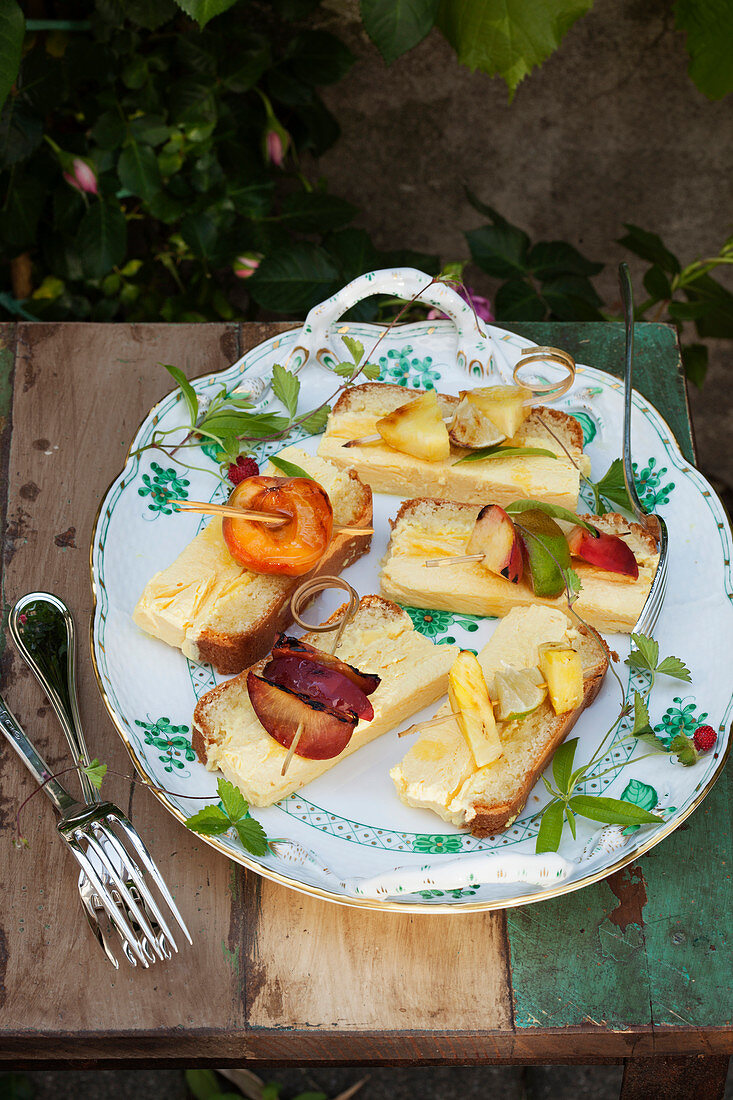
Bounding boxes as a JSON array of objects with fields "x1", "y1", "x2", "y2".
[{"x1": 90, "y1": 282, "x2": 733, "y2": 913}]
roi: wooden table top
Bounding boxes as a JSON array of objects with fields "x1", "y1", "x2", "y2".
[{"x1": 0, "y1": 320, "x2": 730, "y2": 1072}]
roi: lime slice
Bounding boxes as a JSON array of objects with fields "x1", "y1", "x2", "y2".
[{"x1": 494, "y1": 667, "x2": 547, "y2": 722}]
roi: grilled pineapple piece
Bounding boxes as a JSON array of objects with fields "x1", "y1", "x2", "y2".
[
  {"x1": 448, "y1": 396, "x2": 506, "y2": 450},
  {"x1": 463, "y1": 384, "x2": 532, "y2": 439},
  {"x1": 375, "y1": 389, "x2": 450, "y2": 463},
  {"x1": 538, "y1": 642, "x2": 584, "y2": 714},
  {"x1": 448, "y1": 650, "x2": 502, "y2": 767}
]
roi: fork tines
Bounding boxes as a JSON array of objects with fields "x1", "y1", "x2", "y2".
[{"x1": 59, "y1": 804, "x2": 191, "y2": 969}]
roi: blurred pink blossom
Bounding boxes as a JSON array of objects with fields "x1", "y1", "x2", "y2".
[
  {"x1": 233, "y1": 253, "x2": 262, "y2": 279},
  {"x1": 428, "y1": 285, "x2": 494, "y2": 324},
  {"x1": 63, "y1": 157, "x2": 98, "y2": 195},
  {"x1": 265, "y1": 129, "x2": 285, "y2": 168}
]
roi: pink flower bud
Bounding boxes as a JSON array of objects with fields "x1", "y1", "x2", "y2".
[
  {"x1": 63, "y1": 157, "x2": 98, "y2": 196},
  {"x1": 265, "y1": 129, "x2": 285, "y2": 168},
  {"x1": 233, "y1": 253, "x2": 262, "y2": 279}
]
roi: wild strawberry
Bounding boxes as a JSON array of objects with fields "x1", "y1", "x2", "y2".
[
  {"x1": 693, "y1": 724, "x2": 716, "y2": 752},
  {"x1": 228, "y1": 455, "x2": 259, "y2": 485}
]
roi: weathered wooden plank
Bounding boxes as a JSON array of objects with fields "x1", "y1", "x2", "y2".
[
  {"x1": 620, "y1": 1054, "x2": 730, "y2": 1099},
  {"x1": 245, "y1": 876, "x2": 513, "y2": 1030},
  {"x1": 0, "y1": 323, "x2": 248, "y2": 1034}
]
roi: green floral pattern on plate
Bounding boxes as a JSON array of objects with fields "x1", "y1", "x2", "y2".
[
  {"x1": 633, "y1": 457, "x2": 675, "y2": 509},
  {"x1": 401, "y1": 605, "x2": 483, "y2": 645},
  {"x1": 135, "y1": 716, "x2": 195, "y2": 772},
  {"x1": 138, "y1": 462, "x2": 190, "y2": 515},
  {"x1": 413, "y1": 834, "x2": 464, "y2": 854},
  {"x1": 418, "y1": 885, "x2": 480, "y2": 900},
  {"x1": 378, "y1": 345, "x2": 441, "y2": 389},
  {"x1": 654, "y1": 696, "x2": 708, "y2": 747}
]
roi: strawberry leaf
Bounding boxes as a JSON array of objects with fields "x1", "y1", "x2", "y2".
[
  {"x1": 341, "y1": 334, "x2": 364, "y2": 366},
  {"x1": 217, "y1": 776, "x2": 247, "y2": 822},
  {"x1": 185, "y1": 805, "x2": 231, "y2": 836},
  {"x1": 594, "y1": 458, "x2": 633, "y2": 511},
  {"x1": 626, "y1": 633, "x2": 659, "y2": 673},
  {"x1": 271, "y1": 363, "x2": 300, "y2": 418},
  {"x1": 632, "y1": 691, "x2": 655, "y2": 737},
  {"x1": 82, "y1": 758, "x2": 107, "y2": 791},
  {"x1": 656, "y1": 655, "x2": 692, "y2": 682},
  {"x1": 669, "y1": 733, "x2": 699, "y2": 766},
  {"x1": 234, "y1": 816, "x2": 269, "y2": 856}
]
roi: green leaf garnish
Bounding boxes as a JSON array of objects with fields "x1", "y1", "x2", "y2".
[
  {"x1": 592, "y1": 458, "x2": 634, "y2": 513},
  {"x1": 568, "y1": 795, "x2": 664, "y2": 826},
  {"x1": 506, "y1": 499, "x2": 597, "y2": 532},
  {"x1": 82, "y1": 758, "x2": 107, "y2": 792},
  {"x1": 551, "y1": 736, "x2": 578, "y2": 794},
  {"x1": 631, "y1": 691, "x2": 655, "y2": 737},
  {"x1": 300, "y1": 405, "x2": 331, "y2": 434},
  {"x1": 341, "y1": 334, "x2": 364, "y2": 366},
  {"x1": 272, "y1": 363, "x2": 300, "y2": 418},
  {"x1": 163, "y1": 363, "x2": 199, "y2": 426},
  {"x1": 268, "y1": 455, "x2": 314, "y2": 480},
  {"x1": 626, "y1": 632, "x2": 660, "y2": 672},
  {"x1": 186, "y1": 777, "x2": 268, "y2": 856},
  {"x1": 656, "y1": 655, "x2": 692, "y2": 682},
  {"x1": 362, "y1": 362, "x2": 381, "y2": 379},
  {"x1": 669, "y1": 733, "x2": 699, "y2": 767},
  {"x1": 535, "y1": 799, "x2": 564, "y2": 853},
  {"x1": 454, "y1": 445, "x2": 557, "y2": 465}
]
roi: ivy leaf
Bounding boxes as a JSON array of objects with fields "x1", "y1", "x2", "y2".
[
  {"x1": 163, "y1": 363, "x2": 199, "y2": 426},
  {"x1": 342, "y1": 334, "x2": 364, "y2": 366},
  {"x1": 173, "y1": 0, "x2": 239, "y2": 27},
  {"x1": 551, "y1": 736, "x2": 578, "y2": 794},
  {"x1": 674, "y1": 0, "x2": 733, "y2": 101},
  {"x1": 656, "y1": 656, "x2": 692, "y2": 682},
  {"x1": 248, "y1": 243, "x2": 340, "y2": 313},
  {"x1": 268, "y1": 455, "x2": 313, "y2": 479},
  {"x1": 669, "y1": 733, "x2": 699, "y2": 767},
  {"x1": 437, "y1": 0, "x2": 594, "y2": 98},
  {"x1": 454, "y1": 445, "x2": 557, "y2": 465},
  {"x1": 535, "y1": 799, "x2": 565, "y2": 853},
  {"x1": 618, "y1": 224, "x2": 681, "y2": 275},
  {"x1": 0, "y1": 0, "x2": 24, "y2": 114},
  {"x1": 118, "y1": 142, "x2": 162, "y2": 202},
  {"x1": 185, "y1": 804, "x2": 231, "y2": 836},
  {"x1": 82, "y1": 758, "x2": 107, "y2": 792},
  {"x1": 569, "y1": 795, "x2": 664, "y2": 826},
  {"x1": 271, "y1": 363, "x2": 300, "y2": 418},
  {"x1": 594, "y1": 458, "x2": 633, "y2": 512},
  {"x1": 528, "y1": 240, "x2": 603, "y2": 279},
  {"x1": 300, "y1": 405, "x2": 331, "y2": 434},
  {"x1": 465, "y1": 224, "x2": 530, "y2": 279},
  {"x1": 506, "y1": 499, "x2": 596, "y2": 532},
  {"x1": 361, "y1": 0, "x2": 441, "y2": 65},
  {"x1": 77, "y1": 200, "x2": 127, "y2": 279},
  {"x1": 680, "y1": 343, "x2": 708, "y2": 388},
  {"x1": 493, "y1": 279, "x2": 547, "y2": 321},
  {"x1": 626, "y1": 633, "x2": 659, "y2": 673}
]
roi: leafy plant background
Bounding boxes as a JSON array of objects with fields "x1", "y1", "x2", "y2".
[{"x1": 0, "y1": 0, "x2": 731, "y2": 386}]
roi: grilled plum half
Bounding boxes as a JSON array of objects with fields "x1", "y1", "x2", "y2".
[
  {"x1": 247, "y1": 672, "x2": 357, "y2": 759},
  {"x1": 271, "y1": 634, "x2": 381, "y2": 696}
]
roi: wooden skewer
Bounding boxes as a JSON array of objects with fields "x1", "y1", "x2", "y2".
[
  {"x1": 171, "y1": 499, "x2": 373, "y2": 536},
  {"x1": 424, "y1": 553, "x2": 485, "y2": 568},
  {"x1": 281, "y1": 721, "x2": 304, "y2": 776},
  {"x1": 398, "y1": 710, "x2": 462, "y2": 738}
]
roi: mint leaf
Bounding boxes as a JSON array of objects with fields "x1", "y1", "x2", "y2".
[
  {"x1": 626, "y1": 633, "x2": 659, "y2": 673},
  {"x1": 535, "y1": 798, "x2": 565, "y2": 853},
  {"x1": 235, "y1": 816, "x2": 269, "y2": 857},
  {"x1": 632, "y1": 691, "x2": 655, "y2": 737},
  {"x1": 342, "y1": 334, "x2": 364, "y2": 366},
  {"x1": 569, "y1": 795, "x2": 664, "y2": 825},
  {"x1": 163, "y1": 363, "x2": 199, "y2": 426},
  {"x1": 454, "y1": 445, "x2": 557, "y2": 465},
  {"x1": 271, "y1": 363, "x2": 300, "y2": 418},
  {"x1": 362, "y1": 362, "x2": 381, "y2": 379},
  {"x1": 268, "y1": 455, "x2": 314, "y2": 480},
  {"x1": 82, "y1": 758, "x2": 107, "y2": 791},
  {"x1": 594, "y1": 458, "x2": 633, "y2": 512},
  {"x1": 217, "y1": 776, "x2": 247, "y2": 822},
  {"x1": 656, "y1": 656, "x2": 692, "y2": 682},
  {"x1": 552, "y1": 737, "x2": 578, "y2": 793},
  {"x1": 506, "y1": 499, "x2": 596, "y2": 532},
  {"x1": 185, "y1": 805, "x2": 231, "y2": 836},
  {"x1": 670, "y1": 733, "x2": 699, "y2": 766},
  {"x1": 300, "y1": 405, "x2": 330, "y2": 434}
]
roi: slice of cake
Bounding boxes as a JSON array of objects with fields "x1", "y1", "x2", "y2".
[
  {"x1": 192, "y1": 596, "x2": 459, "y2": 806},
  {"x1": 380, "y1": 498, "x2": 658, "y2": 634},
  {"x1": 317, "y1": 382, "x2": 588, "y2": 508},
  {"x1": 390, "y1": 606, "x2": 608, "y2": 836},
  {"x1": 133, "y1": 447, "x2": 372, "y2": 673}
]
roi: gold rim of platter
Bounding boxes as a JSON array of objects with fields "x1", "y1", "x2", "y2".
[{"x1": 86, "y1": 338, "x2": 732, "y2": 914}]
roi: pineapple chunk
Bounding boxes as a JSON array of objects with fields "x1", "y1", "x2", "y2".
[
  {"x1": 448, "y1": 650, "x2": 502, "y2": 767},
  {"x1": 538, "y1": 642, "x2": 584, "y2": 715},
  {"x1": 376, "y1": 389, "x2": 450, "y2": 462},
  {"x1": 462, "y1": 384, "x2": 532, "y2": 439},
  {"x1": 448, "y1": 396, "x2": 506, "y2": 449}
]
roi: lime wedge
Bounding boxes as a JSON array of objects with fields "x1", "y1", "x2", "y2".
[{"x1": 494, "y1": 667, "x2": 547, "y2": 722}]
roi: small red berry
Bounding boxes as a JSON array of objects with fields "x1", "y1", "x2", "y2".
[
  {"x1": 227, "y1": 455, "x2": 259, "y2": 485},
  {"x1": 693, "y1": 724, "x2": 716, "y2": 752}
]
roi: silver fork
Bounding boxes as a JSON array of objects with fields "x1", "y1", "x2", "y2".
[
  {"x1": 8, "y1": 592, "x2": 170, "y2": 968},
  {"x1": 619, "y1": 262, "x2": 669, "y2": 636},
  {"x1": 0, "y1": 694, "x2": 191, "y2": 967}
]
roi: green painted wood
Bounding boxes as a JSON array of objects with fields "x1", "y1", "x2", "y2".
[
  {"x1": 505, "y1": 322, "x2": 730, "y2": 1034},
  {"x1": 504, "y1": 321, "x2": 694, "y2": 463}
]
